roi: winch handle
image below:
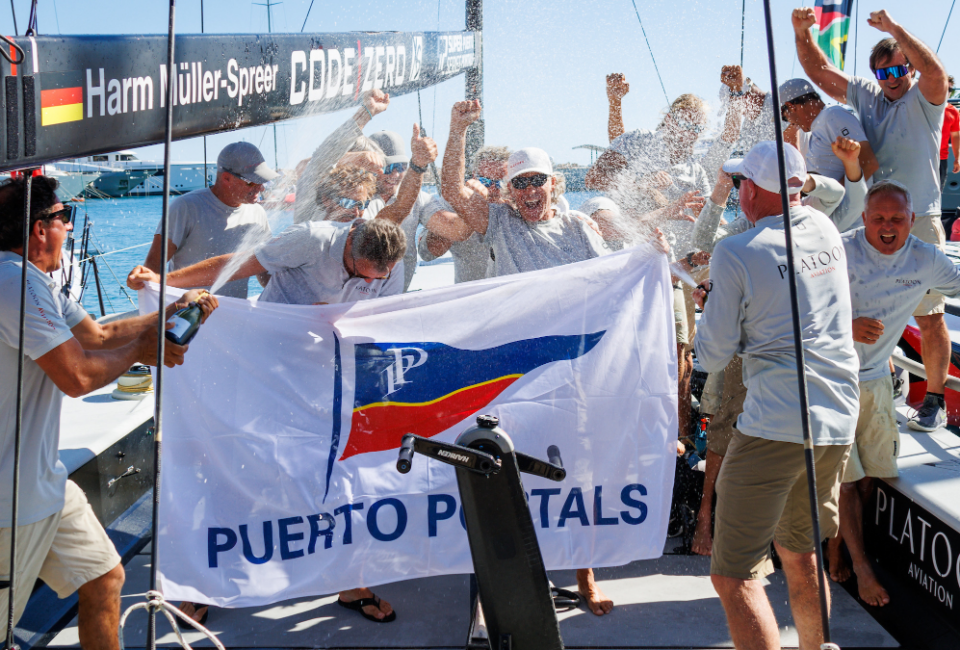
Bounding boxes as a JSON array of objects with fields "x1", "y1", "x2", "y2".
[
  {"x1": 397, "y1": 434, "x2": 416, "y2": 474},
  {"x1": 547, "y1": 445, "x2": 563, "y2": 469}
]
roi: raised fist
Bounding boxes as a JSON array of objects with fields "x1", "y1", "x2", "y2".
[
  {"x1": 792, "y1": 7, "x2": 817, "y2": 34},
  {"x1": 362, "y1": 88, "x2": 390, "y2": 117},
  {"x1": 450, "y1": 100, "x2": 482, "y2": 131},
  {"x1": 607, "y1": 73, "x2": 630, "y2": 101},
  {"x1": 410, "y1": 123, "x2": 438, "y2": 168},
  {"x1": 721, "y1": 65, "x2": 744, "y2": 92},
  {"x1": 867, "y1": 10, "x2": 899, "y2": 34}
]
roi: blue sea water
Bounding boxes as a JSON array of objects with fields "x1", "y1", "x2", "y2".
[{"x1": 72, "y1": 190, "x2": 605, "y2": 316}]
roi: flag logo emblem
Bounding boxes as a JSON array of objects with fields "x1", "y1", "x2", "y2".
[
  {"x1": 338, "y1": 332, "x2": 605, "y2": 461},
  {"x1": 41, "y1": 86, "x2": 83, "y2": 126}
]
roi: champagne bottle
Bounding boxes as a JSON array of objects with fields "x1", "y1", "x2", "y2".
[{"x1": 165, "y1": 301, "x2": 203, "y2": 345}]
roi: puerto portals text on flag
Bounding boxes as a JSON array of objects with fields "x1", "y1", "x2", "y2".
[{"x1": 143, "y1": 246, "x2": 677, "y2": 608}]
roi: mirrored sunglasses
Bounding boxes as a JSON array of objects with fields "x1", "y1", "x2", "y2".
[
  {"x1": 337, "y1": 197, "x2": 371, "y2": 211},
  {"x1": 384, "y1": 162, "x2": 408, "y2": 175},
  {"x1": 476, "y1": 176, "x2": 503, "y2": 189},
  {"x1": 510, "y1": 173, "x2": 549, "y2": 190},
  {"x1": 875, "y1": 65, "x2": 909, "y2": 81}
]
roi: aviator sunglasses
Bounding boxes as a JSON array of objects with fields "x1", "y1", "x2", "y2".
[
  {"x1": 383, "y1": 162, "x2": 408, "y2": 175},
  {"x1": 475, "y1": 176, "x2": 503, "y2": 189},
  {"x1": 510, "y1": 173, "x2": 549, "y2": 190},
  {"x1": 874, "y1": 65, "x2": 910, "y2": 81},
  {"x1": 37, "y1": 205, "x2": 75, "y2": 225},
  {"x1": 337, "y1": 197, "x2": 371, "y2": 211}
]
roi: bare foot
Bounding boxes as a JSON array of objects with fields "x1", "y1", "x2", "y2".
[
  {"x1": 826, "y1": 537, "x2": 852, "y2": 583},
  {"x1": 854, "y1": 563, "x2": 890, "y2": 607},
  {"x1": 691, "y1": 513, "x2": 713, "y2": 556},
  {"x1": 576, "y1": 568, "x2": 613, "y2": 616},
  {"x1": 178, "y1": 601, "x2": 208, "y2": 624},
  {"x1": 339, "y1": 587, "x2": 395, "y2": 620}
]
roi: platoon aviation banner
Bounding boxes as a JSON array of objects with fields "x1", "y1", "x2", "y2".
[
  {"x1": 0, "y1": 31, "x2": 478, "y2": 171},
  {"x1": 811, "y1": 0, "x2": 853, "y2": 70},
  {"x1": 142, "y1": 247, "x2": 677, "y2": 608}
]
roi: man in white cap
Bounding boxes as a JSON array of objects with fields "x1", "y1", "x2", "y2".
[
  {"x1": 693, "y1": 141, "x2": 858, "y2": 650},
  {"x1": 365, "y1": 129, "x2": 437, "y2": 291},
  {"x1": 778, "y1": 78, "x2": 878, "y2": 184},
  {"x1": 441, "y1": 100, "x2": 608, "y2": 278},
  {"x1": 142, "y1": 141, "x2": 278, "y2": 299}
]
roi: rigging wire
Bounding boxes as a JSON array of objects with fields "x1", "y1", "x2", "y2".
[
  {"x1": 627, "y1": 0, "x2": 669, "y2": 106},
  {"x1": 24, "y1": 0, "x2": 38, "y2": 36},
  {"x1": 432, "y1": 0, "x2": 441, "y2": 138},
  {"x1": 740, "y1": 0, "x2": 746, "y2": 68},
  {"x1": 852, "y1": 0, "x2": 858, "y2": 75},
  {"x1": 761, "y1": 0, "x2": 834, "y2": 643},
  {"x1": 301, "y1": 0, "x2": 316, "y2": 32},
  {"x1": 51, "y1": 0, "x2": 61, "y2": 34},
  {"x1": 201, "y1": 0, "x2": 209, "y2": 188},
  {"x1": 937, "y1": 0, "x2": 956, "y2": 54},
  {"x1": 8, "y1": 0, "x2": 17, "y2": 35}
]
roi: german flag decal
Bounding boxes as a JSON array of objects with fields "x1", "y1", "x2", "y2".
[{"x1": 41, "y1": 86, "x2": 83, "y2": 126}]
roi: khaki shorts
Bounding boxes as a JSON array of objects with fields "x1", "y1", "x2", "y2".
[
  {"x1": 673, "y1": 285, "x2": 688, "y2": 347},
  {"x1": 0, "y1": 481, "x2": 121, "y2": 637},
  {"x1": 711, "y1": 432, "x2": 850, "y2": 579},
  {"x1": 843, "y1": 377, "x2": 900, "y2": 483},
  {"x1": 911, "y1": 215, "x2": 946, "y2": 316},
  {"x1": 706, "y1": 356, "x2": 747, "y2": 456}
]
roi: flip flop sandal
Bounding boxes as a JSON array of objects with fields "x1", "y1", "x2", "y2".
[
  {"x1": 551, "y1": 587, "x2": 582, "y2": 612},
  {"x1": 337, "y1": 595, "x2": 397, "y2": 623}
]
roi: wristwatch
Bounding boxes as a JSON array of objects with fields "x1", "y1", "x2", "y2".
[
  {"x1": 409, "y1": 161, "x2": 428, "y2": 174},
  {"x1": 686, "y1": 251, "x2": 700, "y2": 268}
]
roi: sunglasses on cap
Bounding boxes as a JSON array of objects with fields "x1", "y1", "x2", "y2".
[
  {"x1": 510, "y1": 173, "x2": 549, "y2": 190},
  {"x1": 383, "y1": 162, "x2": 408, "y2": 175},
  {"x1": 37, "y1": 205, "x2": 75, "y2": 225},
  {"x1": 874, "y1": 65, "x2": 910, "y2": 81},
  {"x1": 337, "y1": 197, "x2": 371, "y2": 211},
  {"x1": 476, "y1": 176, "x2": 503, "y2": 189}
]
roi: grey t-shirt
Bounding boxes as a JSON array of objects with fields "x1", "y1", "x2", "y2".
[
  {"x1": 844, "y1": 229, "x2": 960, "y2": 381},
  {"x1": 847, "y1": 76, "x2": 946, "y2": 216},
  {"x1": 159, "y1": 188, "x2": 272, "y2": 298},
  {"x1": 255, "y1": 219, "x2": 403, "y2": 305},
  {"x1": 805, "y1": 106, "x2": 868, "y2": 181},
  {"x1": 418, "y1": 195, "x2": 489, "y2": 283},
  {"x1": 694, "y1": 206, "x2": 859, "y2": 446},
  {"x1": 484, "y1": 203, "x2": 608, "y2": 277},
  {"x1": 0, "y1": 252, "x2": 87, "y2": 526}
]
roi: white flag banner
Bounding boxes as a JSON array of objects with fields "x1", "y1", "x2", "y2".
[{"x1": 142, "y1": 246, "x2": 678, "y2": 608}]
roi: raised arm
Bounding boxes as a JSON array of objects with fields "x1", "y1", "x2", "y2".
[
  {"x1": 294, "y1": 89, "x2": 390, "y2": 223},
  {"x1": 376, "y1": 124, "x2": 439, "y2": 224},
  {"x1": 441, "y1": 100, "x2": 491, "y2": 235},
  {"x1": 127, "y1": 252, "x2": 266, "y2": 291},
  {"x1": 793, "y1": 7, "x2": 851, "y2": 103},
  {"x1": 868, "y1": 10, "x2": 948, "y2": 105},
  {"x1": 606, "y1": 73, "x2": 629, "y2": 143}
]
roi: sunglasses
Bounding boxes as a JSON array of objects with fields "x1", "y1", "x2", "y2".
[
  {"x1": 229, "y1": 172, "x2": 262, "y2": 187},
  {"x1": 37, "y1": 205, "x2": 74, "y2": 225},
  {"x1": 874, "y1": 65, "x2": 910, "y2": 81},
  {"x1": 384, "y1": 162, "x2": 408, "y2": 175},
  {"x1": 476, "y1": 176, "x2": 503, "y2": 189},
  {"x1": 510, "y1": 173, "x2": 549, "y2": 190},
  {"x1": 673, "y1": 117, "x2": 705, "y2": 134},
  {"x1": 731, "y1": 175, "x2": 746, "y2": 190},
  {"x1": 337, "y1": 197, "x2": 371, "y2": 211}
]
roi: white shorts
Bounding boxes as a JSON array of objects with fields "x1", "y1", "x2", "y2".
[{"x1": 0, "y1": 480, "x2": 121, "y2": 636}]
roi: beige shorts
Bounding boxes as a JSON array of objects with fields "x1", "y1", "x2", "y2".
[
  {"x1": 706, "y1": 356, "x2": 747, "y2": 456},
  {"x1": 911, "y1": 215, "x2": 946, "y2": 316},
  {"x1": 711, "y1": 432, "x2": 850, "y2": 580},
  {"x1": 673, "y1": 285, "x2": 688, "y2": 347},
  {"x1": 843, "y1": 377, "x2": 901, "y2": 483},
  {"x1": 0, "y1": 481, "x2": 121, "y2": 637}
]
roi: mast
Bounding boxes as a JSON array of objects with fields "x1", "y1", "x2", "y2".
[{"x1": 465, "y1": 0, "x2": 483, "y2": 164}]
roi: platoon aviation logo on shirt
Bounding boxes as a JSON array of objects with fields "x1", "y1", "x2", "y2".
[{"x1": 339, "y1": 332, "x2": 605, "y2": 461}]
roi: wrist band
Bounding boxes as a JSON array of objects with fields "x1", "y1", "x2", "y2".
[
  {"x1": 409, "y1": 161, "x2": 428, "y2": 174},
  {"x1": 362, "y1": 104, "x2": 374, "y2": 119}
]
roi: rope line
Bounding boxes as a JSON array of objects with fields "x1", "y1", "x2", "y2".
[
  {"x1": 937, "y1": 0, "x2": 957, "y2": 54},
  {"x1": 119, "y1": 591, "x2": 225, "y2": 650},
  {"x1": 628, "y1": 0, "x2": 669, "y2": 107}
]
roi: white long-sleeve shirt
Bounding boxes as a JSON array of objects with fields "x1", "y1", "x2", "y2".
[{"x1": 694, "y1": 205, "x2": 859, "y2": 446}]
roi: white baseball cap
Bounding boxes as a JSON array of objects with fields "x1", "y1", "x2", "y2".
[
  {"x1": 723, "y1": 140, "x2": 806, "y2": 195},
  {"x1": 778, "y1": 78, "x2": 819, "y2": 106},
  {"x1": 506, "y1": 148, "x2": 553, "y2": 182}
]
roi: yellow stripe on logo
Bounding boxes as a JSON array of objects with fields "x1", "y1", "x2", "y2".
[{"x1": 41, "y1": 103, "x2": 83, "y2": 126}]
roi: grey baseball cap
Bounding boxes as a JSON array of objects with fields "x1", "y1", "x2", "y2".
[
  {"x1": 369, "y1": 131, "x2": 408, "y2": 166},
  {"x1": 778, "y1": 78, "x2": 819, "y2": 106},
  {"x1": 217, "y1": 142, "x2": 279, "y2": 185}
]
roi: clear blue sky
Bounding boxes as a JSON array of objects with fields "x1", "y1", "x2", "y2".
[{"x1": 1, "y1": 0, "x2": 955, "y2": 167}]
